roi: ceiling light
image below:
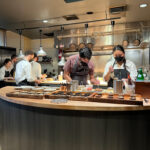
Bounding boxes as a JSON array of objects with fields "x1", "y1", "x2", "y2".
[
  {"x1": 43, "y1": 20, "x2": 48, "y2": 23},
  {"x1": 37, "y1": 30, "x2": 47, "y2": 56},
  {"x1": 58, "y1": 57, "x2": 65, "y2": 66},
  {"x1": 18, "y1": 29, "x2": 24, "y2": 59},
  {"x1": 140, "y1": 3, "x2": 148, "y2": 8}
]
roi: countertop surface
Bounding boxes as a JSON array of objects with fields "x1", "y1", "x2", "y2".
[{"x1": 0, "y1": 86, "x2": 150, "y2": 111}]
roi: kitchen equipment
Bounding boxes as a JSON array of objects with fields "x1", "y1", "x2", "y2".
[
  {"x1": 113, "y1": 79, "x2": 123, "y2": 94},
  {"x1": 78, "y1": 43, "x2": 86, "y2": 50},
  {"x1": 69, "y1": 43, "x2": 77, "y2": 51},
  {"x1": 133, "y1": 32, "x2": 140, "y2": 46},
  {"x1": 70, "y1": 80, "x2": 79, "y2": 91},
  {"x1": 122, "y1": 40, "x2": 129, "y2": 48}
]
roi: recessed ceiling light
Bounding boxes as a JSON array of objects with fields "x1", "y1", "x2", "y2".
[
  {"x1": 43, "y1": 20, "x2": 48, "y2": 23},
  {"x1": 86, "y1": 11, "x2": 94, "y2": 15},
  {"x1": 140, "y1": 3, "x2": 148, "y2": 8}
]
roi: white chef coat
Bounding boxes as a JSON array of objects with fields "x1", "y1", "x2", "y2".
[
  {"x1": 31, "y1": 61, "x2": 42, "y2": 80},
  {"x1": 103, "y1": 57, "x2": 137, "y2": 81},
  {"x1": 15, "y1": 59, "x2": 33, "y2": 84},
  {"x1": 0, "y1": 66, "x2": 10, "y2": 81}
]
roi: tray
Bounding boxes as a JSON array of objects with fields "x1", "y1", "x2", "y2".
[
  {"x1": 6, "y1": 91, "x2": 44, "y2": 99},
  {"x1": 88, "y1": 93, "x2": 143, "y2": 105}
]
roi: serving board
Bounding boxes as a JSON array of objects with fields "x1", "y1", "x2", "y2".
[
  {"x1": 45, "y1": 91, "x2": 70, "y2": 99},
  {"x1": 88, "y1": 93, "x2": 143, "y2": 105},
  {"x1": 6, "y1": 91, "x2": 44, "y2": 99},
  {"x1": 69, "y1": 92, "x2": 92, "y2": 101},
  {"x1": 6, "y1": 89, "x2": 144, "y2": 105}
]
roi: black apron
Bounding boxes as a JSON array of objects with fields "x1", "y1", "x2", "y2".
[
  {"x1": 5, "y1": 71, "x2": 10, "y2": 77},
  {"x1": 70, "y1": 57, "x2": 89, "y2": 85},
  {"x1": 0, "y1": 71, "x2": 11, "y2": 88},
  {"x1": 108, "y1": 61, "x2": 129, "y2": 87},
  {"x1": 17, "y1": 79, "x2": 35, "y2": 86}
]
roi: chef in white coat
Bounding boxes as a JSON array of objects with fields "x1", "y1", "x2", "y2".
[
  {"x1": 15, "y1": 50, "x2": 40, "y2": 86},
  {"x1": 31, "y1": 53, "x2": 46, "y2": 80},
  {"x1": 0, "y1": 58, "x2": 14, "y2": 88}
]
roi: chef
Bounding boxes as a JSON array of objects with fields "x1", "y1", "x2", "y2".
[
  {"x1": 15, "y1": 50, "x2": 40, "y2": 86},
  {"x1": 64, "y1": 47, "x2": 99, "y2": 85},
  {"x1": 0, "y1": 58, "x2": 14, "y2": 88},
  {"x1": 9, "y1": 54, "x2": 17, "y2": 76},
  {"x1": 31, "y1": 53, "x2": 46, "y2": 80},
  {"x1": 103, "y1": 45, "x2": 137, "y2": 87}
]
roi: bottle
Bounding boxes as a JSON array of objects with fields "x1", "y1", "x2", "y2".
[
  {"x1": 128, "y1": 75, "x2": 132, "y2": 85},
  {"x1": 137, "y1": 68, "x2": 144, "y2": 81},
  {"x1": 58, "y1": 71, "x2": 63, "y2": 81},
  {"x1": 143, "y1": 67, "x2": 148, "y2": 80}
]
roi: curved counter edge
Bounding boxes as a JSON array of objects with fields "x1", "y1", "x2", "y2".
[{"x1": 0, "y1": 86, "x2": 150, "y2": 111}]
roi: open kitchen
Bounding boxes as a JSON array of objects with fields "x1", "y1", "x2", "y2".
[{"x1": 0, "y1": 0, "x2": 150, "y2": 150}]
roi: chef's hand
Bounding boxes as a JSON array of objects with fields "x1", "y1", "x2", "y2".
[
  {"x1": 109, "y1": 66, "x2": 114, "y2": 73},
  {"x1": 4, "y1": 77, "x2": 14, "y2": 81},
  {"x1": 35, "y1": 79, "x2": 41, "y2": 84},
  {"x1": 90, "y1": 79, "x2": 100, "y2": 85}
]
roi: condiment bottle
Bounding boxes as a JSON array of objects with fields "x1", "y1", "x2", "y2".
[{"x1": 137, "y1": 68, "x2": 144, "y2": 81}]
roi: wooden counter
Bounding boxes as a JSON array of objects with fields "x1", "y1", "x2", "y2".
[
  {"x1": 0, "y1": 87, "x2": 150, "y2": 150},
  {"x1": 0, "y1": 86, "x2": 150, "y2": 111}
]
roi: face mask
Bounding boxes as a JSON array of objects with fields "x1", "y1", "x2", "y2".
[{"x1": 115, "y1": 56, "x2": 124, "y2": 62}]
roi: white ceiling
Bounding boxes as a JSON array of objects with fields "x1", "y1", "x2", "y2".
[{"x1": 0, "y1": 0, "x2": 150, "y2": 39}]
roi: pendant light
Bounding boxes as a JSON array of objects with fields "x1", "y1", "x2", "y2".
[
  {"x1": 18, "y1": 29, "x2": 24, "y2": 58},
  {"x1": 58, "y1": 56, "x2": 66, "y2": 66},
  {"x1": 111, "y1": 20, "x2": 115, "y2": 45},
  {"x1": 58, "y1": 26, "x2": 65, "y2": 66},
  {"x1": 85, "y1": 23, "x2": 88, "y2": 43},
  {"x1": 37, "y1": 30, "x2": 47, "y2": 56}
]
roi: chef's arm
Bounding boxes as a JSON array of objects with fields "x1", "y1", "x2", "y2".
[
  {"x1": 64, "y1": 70, "x2": 72, "y2": 82},
  {"x1": 90, "y1": 74, "x2": 100, "y2": 85},
  {"x1": 104, "y1": 72, "x2": 111, "y2": 81},
  {"x1": 104, "y1": 66, "x2": 114, "y2": 81}
]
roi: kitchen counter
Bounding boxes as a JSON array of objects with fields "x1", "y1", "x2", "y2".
[
  {"x1": 4, "y1": 79, "x2": 108, "y2": 89},
  {"x1": 0, "y1": 86, "x2": 150, "y2": 150},
  {"x1": 0, "y1": 86, "x2": 149, "y2": 111}
]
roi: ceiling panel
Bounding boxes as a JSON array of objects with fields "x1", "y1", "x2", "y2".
[{"x1": 0, "y1": 0, "x2": 150, "y2": 38}]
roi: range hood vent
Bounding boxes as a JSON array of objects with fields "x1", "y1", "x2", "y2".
[
  {"x1": 44, "y1": 32, "x2": 54, "y2": 37},
  {"x1": 109, "y1": 5, "x2": 127, "y2": 14},
  {"x1": 64, "y1": 0, "x2": 84, "y2": 3},
  {"x1": 63, "y1": 15, "x2": 79, "y2": 21}
]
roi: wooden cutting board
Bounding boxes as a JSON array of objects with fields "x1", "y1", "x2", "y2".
[{"x1": 6, "y1": 92, "x2": 44, "y2": 99}]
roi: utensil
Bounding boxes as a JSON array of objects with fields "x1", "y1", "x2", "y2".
[{"x1": 113, "y1": 79, "x2": 123, "y2": 94}]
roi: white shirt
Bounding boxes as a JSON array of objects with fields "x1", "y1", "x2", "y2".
[
  {"x1": 15, "y1": 59, "x2": 33, "y2": 84},
  {"x1": 103, "y1": 57, "x2": 137, "y2": 81},
  {"x1": 0, "y1": 66, "x2": 10, "y2": 81},
  {"x1": 31, "y1": 61, "x2": 42, "y2": 80}
]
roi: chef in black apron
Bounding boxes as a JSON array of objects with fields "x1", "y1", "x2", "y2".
[
  {"x1": 70, "y1": 56, "x2": 90, "y2": 85},
  {"x1": 64, "y1": 47, "x2": 99, "y2": 85},
  {"x1": 103, "y1": 45, "x2": 137, "y2": 87},
  {"x1": 107, "y1": 61, "x2": 129, "y2": 87},
  {"x1": 0, "y1": 58, "x2": 13, "y2": 88}
]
